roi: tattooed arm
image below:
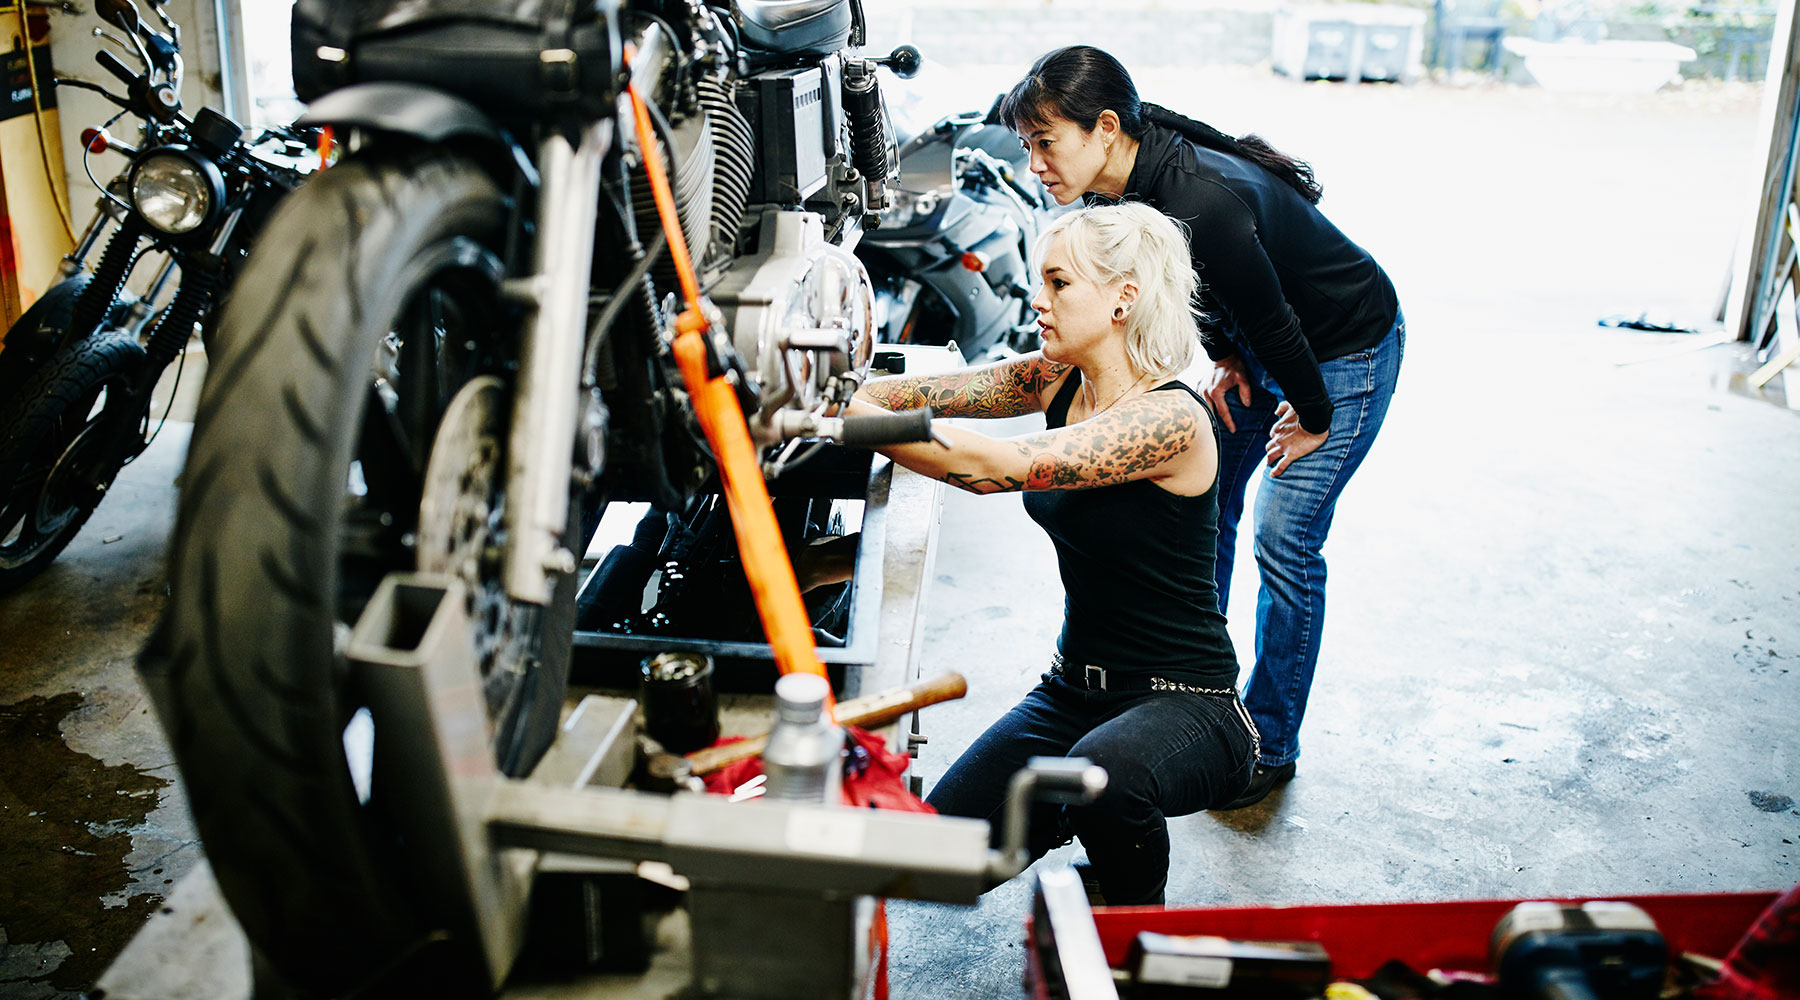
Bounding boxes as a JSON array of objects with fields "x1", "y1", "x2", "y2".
[
  {"x1": 855, "y1": 351, "x2": 1072, "y2": 419},
  {"x1": 844, "y1": 390, "x2": 1214, "y2": 496}
]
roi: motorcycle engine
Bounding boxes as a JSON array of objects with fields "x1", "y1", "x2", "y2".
[
  {"x1": 619, "y1": 5, "x2": 888, "y2": 454},
  {"x1": 710, "y1": 208, "x2": 876, "y2": 439}
]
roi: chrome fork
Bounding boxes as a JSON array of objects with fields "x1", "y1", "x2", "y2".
[{"x1": 502, "y1": 119, "x2": 612, "y2": 606}]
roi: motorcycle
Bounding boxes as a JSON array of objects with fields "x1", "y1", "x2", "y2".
[
  {"x1": 147, "y1": 0, "x2": 934, "y2": 994},
  {"x1": 0, "y1": 0, "x2": 310, "y2": 591},
  {"x1": 858, "y1": 96, "x2": 1059, "y2": 361}
]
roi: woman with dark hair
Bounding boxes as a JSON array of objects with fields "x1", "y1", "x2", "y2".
[{"x1": 1000, "y1": 45, "x2": 1404, "y2": 809}]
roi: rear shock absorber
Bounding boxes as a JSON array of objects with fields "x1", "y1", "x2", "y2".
[
  {"x1": 841, "y1": 59, "x2": 892, "y2": 214},
  {"x1": 842, "y1": 47, "x2": 921, "y2": 218}
]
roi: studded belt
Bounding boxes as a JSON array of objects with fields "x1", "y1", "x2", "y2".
[{"x1": 1049, "y1": 651, "x2": 1261, "y2": 760}]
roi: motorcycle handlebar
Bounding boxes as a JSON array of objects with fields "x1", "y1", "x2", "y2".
[
  {"x1": 57, "y1": 76, "x2": 133, "y2": 113},
  {"x1": 838, "y1": 407, "x2": 936, "y2": 447},
  {"x1": 960, "y1": 147, "x2": 1046, "y2": 212},
  {"x1": 767, "y1": 406, "x2": 945, "y2": 447},
  {"x1": 95, "y1": 49, "x2": 138, "y2": 87}
]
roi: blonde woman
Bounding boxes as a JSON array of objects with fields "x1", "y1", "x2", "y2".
[{"x1": 849, "y1": 202, "x2": 1256, "y2": 906}]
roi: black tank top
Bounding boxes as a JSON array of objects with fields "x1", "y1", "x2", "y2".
[{"x1": 1020, "y1": 372, "x2": 1238, "y2": 687}]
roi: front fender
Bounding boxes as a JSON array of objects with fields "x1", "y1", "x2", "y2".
[{"x1": 0, "y1": 275, "x2": 94, "y2": 402}]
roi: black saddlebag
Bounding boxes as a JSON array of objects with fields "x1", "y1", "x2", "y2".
[{"x1": 291, "y1": 0, "x2": 621, "y2": 118}]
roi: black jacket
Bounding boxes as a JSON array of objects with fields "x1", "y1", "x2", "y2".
[{"x1": 1098, "y1": 123, "x2": 1398, "y2": 433}]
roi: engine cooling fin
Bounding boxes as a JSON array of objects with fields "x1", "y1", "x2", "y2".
[{"x1": 699, "y1": 75, "x2": 755, "y2": 275}]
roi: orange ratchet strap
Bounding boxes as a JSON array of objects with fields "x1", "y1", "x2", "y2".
[{"x1": 623, "y1": 72, "x2": 834, "y2": 703}]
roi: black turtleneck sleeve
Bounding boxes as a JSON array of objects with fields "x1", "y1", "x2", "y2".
[
  {"x1": 1164, "y1": 181, "x2": 1334, "y2": 432},
  {"x1": 1119, "y1": 124, "x2": 1399, "y2": 436}
]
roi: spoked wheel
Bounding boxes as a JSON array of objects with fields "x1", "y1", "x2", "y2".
[
  {"x1": 156, "y1": 151, "x2": 577, "y2": 997},
  {"x1": 0, "y1": 330, "x2": 146, "y2": 593}
]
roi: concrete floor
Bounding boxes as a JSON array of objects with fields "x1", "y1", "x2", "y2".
[{"x1": 2, "y1": 68, "x2": 1797, "y2": 999}]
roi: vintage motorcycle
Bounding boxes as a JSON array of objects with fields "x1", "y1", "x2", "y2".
[
  {"x1": 0, "y1": 0, "x2": 309, "y2": 591},
  {"x1": 859, "y1": 96, "x2": 1058, "y2": 361},
  {"x1": 147, "y1": 0, "x2": 938, "y2": 994}
]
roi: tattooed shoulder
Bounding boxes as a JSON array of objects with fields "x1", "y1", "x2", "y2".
[
  {"x1": 1021, "y1": 391, "x2": 1201, "y2": 490},
  {"x1": 1021, "y1": 357, "x2": 1073, "y2": 396}
]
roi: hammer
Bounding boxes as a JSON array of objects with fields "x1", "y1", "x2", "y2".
[{"x1": 683, "y1": 671, "x2": 968, "y2": 776}]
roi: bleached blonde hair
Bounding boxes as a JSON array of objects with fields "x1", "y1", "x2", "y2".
[{"x1": 1035, "y1": 202, "x2": 1202, "y2": 381}]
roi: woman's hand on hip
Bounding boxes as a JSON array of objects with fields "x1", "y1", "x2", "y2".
[
  {"x1": 1203, "y1": 355, "x2": 1254, "y2": 433},
  {"x1": 1265, "y1": 401, "x2": 1327, "y2": 477}
]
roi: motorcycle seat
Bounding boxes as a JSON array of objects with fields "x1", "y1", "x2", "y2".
[{"x1": 736, "y1": 0, "x2": 852, "y2": 56}]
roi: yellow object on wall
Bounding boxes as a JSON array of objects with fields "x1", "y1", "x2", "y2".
[{"x1": 0, "y1": 2, "x2": 73, "y2": 338}]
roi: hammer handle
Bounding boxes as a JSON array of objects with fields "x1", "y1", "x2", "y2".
[{"x1": 685, "y1": 671, "x2": 968, "y2": 776}]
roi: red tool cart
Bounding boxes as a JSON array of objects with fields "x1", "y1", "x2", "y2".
[{"x1": 1025, "y1": 867, "x2": 1791, "y2": 1000}]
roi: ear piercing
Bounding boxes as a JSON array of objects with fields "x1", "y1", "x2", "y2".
[{"x1": 1113, "y1": 305, "x2": 1132, "y2": 320}]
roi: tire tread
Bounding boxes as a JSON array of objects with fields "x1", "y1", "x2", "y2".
[{"x1": 163, "y1": 150, "x2": 515, "y2": 992}]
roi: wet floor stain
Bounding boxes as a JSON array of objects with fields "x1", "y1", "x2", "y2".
[
  {"x1": 0, "y1": 692, "x2": 168, "y2": 994},
  {"x1": 1748, "y1": 790, "x2": 1795, "y2": 813}
]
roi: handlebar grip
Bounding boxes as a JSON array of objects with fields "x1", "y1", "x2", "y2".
[
  {"x1": 840, "y1": 407, "x2": 934, "y2": 447},
  {"x1": 95, "y1": 50, "x2": 138, "y2": 87}
]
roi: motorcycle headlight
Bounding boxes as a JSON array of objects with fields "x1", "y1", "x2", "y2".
[
  {"x1": 129, "y1": 149, "x2": 223, "y2": 235},
  {"x1": 881, "y1": 187, "x2": 942, "y2": 229}
]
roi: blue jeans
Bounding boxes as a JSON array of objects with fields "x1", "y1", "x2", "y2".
[
  {"x1": 925, "y1": 672, "x2": 1257, "y2": 905},
  {"x1": 1215, "y1": 311, "x2": 1404, "y2": 767}
]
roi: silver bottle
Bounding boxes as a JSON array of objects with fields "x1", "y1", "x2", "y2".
[{"x1": 761, "y1": 673, "x2": 844, "y2": 803}]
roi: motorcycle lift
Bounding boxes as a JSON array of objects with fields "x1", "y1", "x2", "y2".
[{"x1": 95, "y1": 344, "x2": 1110, "y2": 999}]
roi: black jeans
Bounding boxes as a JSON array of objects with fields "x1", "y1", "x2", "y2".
[{"x1": 924, "y1": 671, "x2": 1257, "y2": 905}]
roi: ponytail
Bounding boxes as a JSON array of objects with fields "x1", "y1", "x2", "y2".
[{"x1": 1139, "y1": 102, "x2": 1323, "y2": 205}]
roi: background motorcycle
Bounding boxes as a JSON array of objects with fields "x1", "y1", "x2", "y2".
[
  {"x1": 0, "y1": 0, "x2": 308, "y2": 591},
  {"x1": 858, "y1": 97, "x2": 1060, "y2": 361},
  {"x1": 148, "y1": 0, "x2": 923, "y2": 994}
]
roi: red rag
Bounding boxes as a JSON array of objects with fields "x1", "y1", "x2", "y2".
[
  {"x1": 700, "y1": 726, "x2": 936, "y2": 813},
  {"x1": 1695, "y1": 882, "x2": 1800, "y2": 1000}
]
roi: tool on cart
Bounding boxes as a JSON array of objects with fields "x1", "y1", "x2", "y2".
[
  {"x1": 1125, "y1": 934, "x2": 1333, "y2": 999},
  {"x1": 1491, "y1": 901, "x2": 1668, "y2": 1000},
  {"x1": 685, "y1": 671, "x2": 969, "y2": 775}
]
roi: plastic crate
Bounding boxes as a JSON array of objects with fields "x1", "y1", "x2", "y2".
[{"x1": 1272, "y1": 6, "x2": 1427, "y2": 83}]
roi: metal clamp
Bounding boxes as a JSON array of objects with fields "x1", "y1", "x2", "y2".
[{"x1": 992, "y1": 757, "x2": 1108, "y2": 880}]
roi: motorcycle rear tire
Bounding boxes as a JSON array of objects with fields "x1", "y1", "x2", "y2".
[
  {"x1": 0, "y1": 328, "x2": 144, "y2": 593},
  {"x1": 158, "y1": 150, "x2": 570, "y2": 997}
]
